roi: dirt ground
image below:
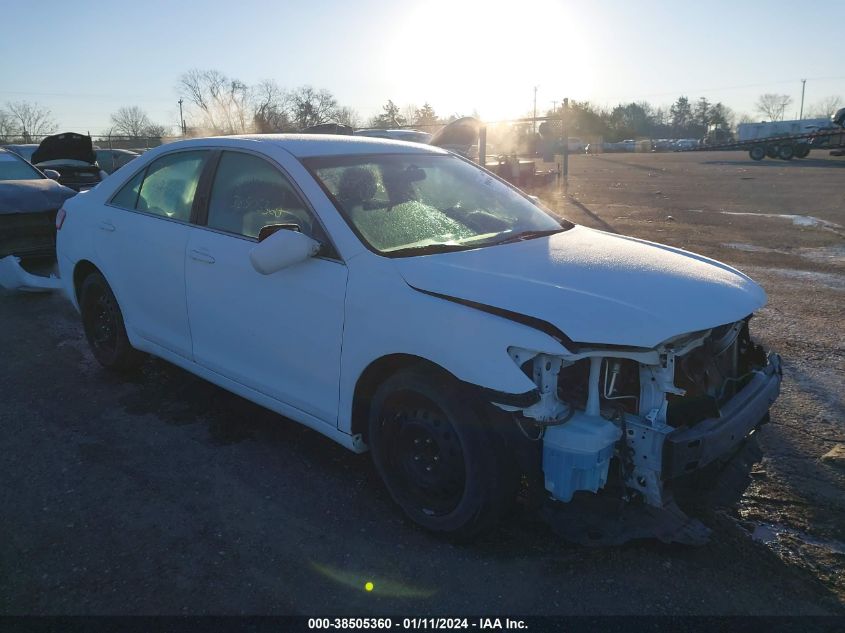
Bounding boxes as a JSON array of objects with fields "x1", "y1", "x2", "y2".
[{"x1": 1, "y1": 150, "x2": 843, "y2": 615}]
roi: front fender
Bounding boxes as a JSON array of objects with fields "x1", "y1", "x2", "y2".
[{"x1": 337, "y1": 254, "x2": 567, "y2": 433}]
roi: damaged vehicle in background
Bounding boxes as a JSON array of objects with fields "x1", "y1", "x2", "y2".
[
  {"x1": 31, "y1": 133, "x2": 107, "y2": 191},
  {"x1": 95, "y1": 148, "x2": 140, "y2": 174},
  {"x1": 0, "y1": 148, "x2": 75, "y2": 291},
  {"x1": 54, "y1": 135, "x2": 781, "y2": 541}
]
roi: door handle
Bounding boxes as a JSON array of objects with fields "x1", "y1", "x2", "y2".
[
  {"x1": 98, "y1": 221, "x2": 115, "y2": 232},
  {"x1": 189, "y1": 249, "x2": 215, "y2": 264}
]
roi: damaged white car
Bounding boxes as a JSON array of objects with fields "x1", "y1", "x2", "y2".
[{"x1": 55, "y1": 136, "x2": 781, "y2": 539}]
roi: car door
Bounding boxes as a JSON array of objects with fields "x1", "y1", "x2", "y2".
[
  {"x1": 184, "y1": 149, "x2": 347, "y2": 425},
  {"x1": 95, "y1": 150, "x2": 209, "y2": 358}
]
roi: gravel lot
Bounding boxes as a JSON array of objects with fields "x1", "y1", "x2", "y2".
[{"x1": 1, "y1": 149, "x2": 843, "y2": 615}]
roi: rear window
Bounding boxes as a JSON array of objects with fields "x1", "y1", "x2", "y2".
[{"x1": 0, "y1": 152, "x2": 43, "y2": 181}]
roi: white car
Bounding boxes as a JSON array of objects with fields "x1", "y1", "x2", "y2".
[{"x1": 56, "y1": 135, "x2": 781, "y2": 538}]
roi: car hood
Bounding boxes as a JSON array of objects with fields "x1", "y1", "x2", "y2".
[
  {"x1": 393, "y1": 225, "x2": 767, "y2": 349},
  {"x1": 0, "y1": 179, "x2": 77, "y2": 215},
  {"x1": 429, "y1": 117, "x2": 481, "y2": 156},
  {"x1": 32, "y1": 132, "x2": 96, "y2": 165}
]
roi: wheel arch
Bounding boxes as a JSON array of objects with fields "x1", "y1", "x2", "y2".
[
  {"x1": 72, "y1": 259, "x2": 103, "y2": 304},
  {"x1": 350, "y1": 354, "x2": 457, "y2": 444},
  {"x1": 72, "y1": 260, "x2": 129, "y2": 332}
]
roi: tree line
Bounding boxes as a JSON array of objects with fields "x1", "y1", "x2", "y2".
[
  {"x1": 175, "y1": 69, "x2": 462, "y2": 136},
  {"x1": 1, "y1": 68, "x2": 842, "y2": 144}
]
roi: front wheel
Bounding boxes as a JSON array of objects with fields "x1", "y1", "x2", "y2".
[
  {"x1": 749, "y1": 146, "x2": 766, "y2": 161},
  {"x1": 368, "y1": 367, "x2": 509, "y2": 539},
  {"x1": 80, "y1": 272, "x2": 142, "y2": 371}
]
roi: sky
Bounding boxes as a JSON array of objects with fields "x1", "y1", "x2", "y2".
[{"x1": 1, "y1": 0, "x2": 843, "y2": 134}]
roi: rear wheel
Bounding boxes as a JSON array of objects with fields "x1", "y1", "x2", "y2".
[
  {"x1": 766, "y1": 145, "x2": 779, "y2": 159},
  {"x1": 794, "y1": 145, "x2": 810, "y2": 158},
  {"x1": 778, "y1": 144, "x2": 794, "y2": 160},
  {"x1": 368, "y1": 367, "x2": 509, "y2": 539},
  {"x1": 749, "y1": 146, "x2": 766, "y2": 161},
  {"x1": 80, "y1": 272, "x2": 142, "y2": 371}
]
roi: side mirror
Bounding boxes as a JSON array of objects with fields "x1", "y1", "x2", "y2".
[
  {"x1": 249, "y1": 226, "x2": 321, "y2": 275},
  {"x1": 42, "y1": 169, "x2": 61, "y2": 180}
]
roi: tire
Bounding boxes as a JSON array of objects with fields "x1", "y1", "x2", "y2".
[
  {"x1": 794, "y1": 145, "x2": 810, "y2": 158},
  {"x1": 80, "y1": 272, "x2": 142, "y2": 371},
  {"x1": 749, "y1": 146, "x2": 765, "y2": 161},
  {"x1": 778, "y1": 144, "x2": 794, "y2": 160},
  {"x1": 765, "y1": 145, "x2": 779, "y2": 159},
  {"x1": 368, "y1": 367, "x2": 509, "y2": 539}
]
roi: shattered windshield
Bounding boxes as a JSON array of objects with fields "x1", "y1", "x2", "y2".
[{"x1": 305, "y1": 153, "x2": 571, "y2": 256}]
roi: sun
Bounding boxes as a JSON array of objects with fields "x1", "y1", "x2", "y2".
[{"x1": 381, "y1": 0, "x2": 595, "y2": 121}]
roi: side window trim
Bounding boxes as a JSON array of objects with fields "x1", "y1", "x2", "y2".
[
  {"x1": 196, "y1": 148, "x2": 342, "y2": 261},
  {"x1": 190, "y1": 149, "x2": 222, "y2": 226}
]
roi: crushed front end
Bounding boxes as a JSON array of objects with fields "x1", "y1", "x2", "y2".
[{"x1": 501, "y1": 316, "x2": 781, "y2": 542}]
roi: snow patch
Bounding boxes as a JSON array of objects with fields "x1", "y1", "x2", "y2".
[
  {"x1": 689, "y1": 209, "x2": 842, "y2": 231},
  {"x1": 746, "y1": 266, "x2": 845, "y2": 291},
  {"x1": 723, "y1": 243, "x2": 777, "y2": 254}
]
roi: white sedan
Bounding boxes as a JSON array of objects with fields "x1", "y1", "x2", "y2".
[{"x1": 56, "y1": 135, "x2": 781, "y2": 538}]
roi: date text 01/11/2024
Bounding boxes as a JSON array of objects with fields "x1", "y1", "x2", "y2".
[{"x1": 307, "y1": 618, "x2": 528, "y2": 630}]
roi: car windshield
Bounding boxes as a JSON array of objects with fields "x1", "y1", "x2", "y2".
[
  {"x1": 305, "y1": 153, "x2": 571, "y2": 256},
  {"x1": 0, "y1": 152, "x2": 43, "y2": 181}
]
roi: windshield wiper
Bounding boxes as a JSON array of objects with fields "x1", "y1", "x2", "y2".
[
  {"x1": 387, "y1": 243, "x2": 478, "y2": 257},
  {"x1": 488, "y1": 228, "x2": 566, "y2": 246}
]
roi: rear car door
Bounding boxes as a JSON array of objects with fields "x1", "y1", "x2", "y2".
[
  {"x1": 96, "y1": 150, "x2": 209, "y2": 358},
  {"x1": 184, "y1": 149, "x2": 347, "y2": 425}
]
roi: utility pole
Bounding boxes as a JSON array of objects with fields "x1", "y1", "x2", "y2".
[
  {"x1": 562, "y1": 97, "x2": 569, "y2": 178},
  {"x1": 178, "y1": 98, "x2": 186, "y2": 136},
  {"x1": 799, "y1": 79, "x2": 806, "y2": 120},
  {"x1": 533, "y1": 86, "x2": 538, "y2": 134}
]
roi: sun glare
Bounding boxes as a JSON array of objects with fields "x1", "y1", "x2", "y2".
[{"x1": 382, "y1": 0, "x2": 593, "y2": 121}]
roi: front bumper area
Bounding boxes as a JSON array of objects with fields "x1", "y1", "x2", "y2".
[
  {"x1": 662, "y1": 352, "x2": 781, "y2": 479},
  {"x1": 0, "y1": 255, "x2": 62, "y2": 292}
]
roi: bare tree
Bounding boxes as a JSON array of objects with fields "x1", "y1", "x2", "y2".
[
  {"x1": 252, "y1": 80, "x2": 291, "y2": 133},
  {"x1": 144, "y1": 123, "x2": 171, "y2": 138},
  {"x1": 5, "y1": 101, "x2": 57, "y2": 142},
  {"x1": 335, "y1": 106, "x2": 361, "y2": 129},
  {"x1": 811, "y1": 95, "x2": 843, "y2": 119},
  {"x1": 178, "y1": 69, "x2": 252, "y2": 134},
  {"x1": 0, "y1": 109, "x2": 16, "y2": 140},
  {"x1": 401, "y1": 104, "x2": 418, "y2": 126},
  {"x1": 110, "y1": 106, "x2": 152, "y2": 137},
  {"x1": 755, "y1": 93, "x2": 792, "y2": 121},
  {"x1": 288, "y1": 86, "x2": 338, "y2": 130},
  {"x1": 109, "y1": 106, "x2": 169, "y2": 138}
]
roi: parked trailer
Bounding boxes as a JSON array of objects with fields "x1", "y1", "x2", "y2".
[{"x1": 678, "y1": 112, "x2": 845, "y2": 161}]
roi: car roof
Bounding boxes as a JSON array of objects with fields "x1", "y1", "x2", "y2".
[
  {"x1": 156, "y1": 134, "x2": 447, "y2": 158},
  {"x1": 95, "y1": 148, "x2": 139, "y2": 155}
]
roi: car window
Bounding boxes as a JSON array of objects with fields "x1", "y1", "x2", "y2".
[
  {"x1": 136, "y1": 151, "x2": 207, "y2": 221},
  {"x1": 206, "y1": 151, "x2": 318, "y2": 240},
  {"x1": 306, "y1": 153, "x2": 567, "y2": 255},
  {"x1": 96, "y1": 150, "x2": 119, "y2": 174},
  {"x1": 0, "y1": 152, "x2": 43, "y2": 181},
  {"x1": 111, "y1": 169, "x2": 146, "y2": 209}
]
